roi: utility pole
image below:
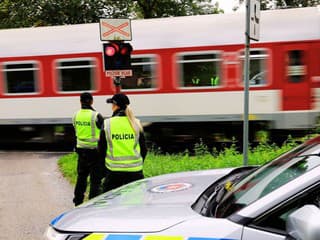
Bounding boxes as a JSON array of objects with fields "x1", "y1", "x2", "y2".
[{"x1": 243, "y1": 0, "x2": 260, "y2": 166}]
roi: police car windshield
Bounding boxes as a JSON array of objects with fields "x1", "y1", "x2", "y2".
[{"x1": 214, "y1": 142, "x2": 320, "y2": 218}]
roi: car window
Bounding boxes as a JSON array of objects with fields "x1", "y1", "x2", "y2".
[
  {"x1": 250, "y1": 183, "x2": 320, "y2": 234},
  {"x1": 214, "y1": 143, "x2": 320, "y2": 218},
  {"x1": 192, "y1": 166, "x2": 257, "y2": 216}
]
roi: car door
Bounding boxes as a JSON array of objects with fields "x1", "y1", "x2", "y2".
[{"x1": 241, "y1": 183, "x2": 320, "y2": 240}]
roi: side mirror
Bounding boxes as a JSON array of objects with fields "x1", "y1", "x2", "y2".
[{"x1": 286, "y1": 205, "x2": 320, "y2": 240}]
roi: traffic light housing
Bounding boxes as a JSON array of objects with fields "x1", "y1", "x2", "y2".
[{"x1": 103, "y1": 42, "x2": 133, "y2": 71}]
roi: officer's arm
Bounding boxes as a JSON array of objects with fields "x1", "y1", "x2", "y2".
[
  {"x1": 96, "y1": 113, "x2": 105, "y2": 129},
  {"x1": 98, "y1": 129, "x2": 107, "y2": 160},
  {"x1": 139, "y1": 132, "x2": 147, "y2": 161}
]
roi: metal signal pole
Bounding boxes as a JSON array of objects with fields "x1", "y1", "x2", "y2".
[
  {"x1": 243, "y1": 0, "x2": 251, "y2": 166},
  {"x1": 243, "y1": 0, "x2": 260, "y2": 166},
  {"x1": 114, "y1": 76, "x2": 121, "y2": 93}
]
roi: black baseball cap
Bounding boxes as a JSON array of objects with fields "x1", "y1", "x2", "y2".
[
  {"x1": 106, "y1": 93, "x2": 130, "y2": 109},
  {"x1": 80, "y1": 92, "x2": 93, "y2": 103}
]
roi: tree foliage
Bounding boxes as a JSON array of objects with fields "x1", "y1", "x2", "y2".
[
  {"x1": 133, "y1": 0, "x2": 222, "y2": 19},
  {"x1": 0, "y1": 0, "x2": 318, "y2": 29},
  {"x1": 0, "y1": 0, "x2": 222, "y2": 29},
  {"x1": 273, "y1": 0, "x2": 319, "y2": 8},
  {"x1": 237, "y1": 0, "x2": 319, "y2": 10}
]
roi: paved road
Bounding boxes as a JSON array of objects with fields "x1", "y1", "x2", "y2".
[{"x1": 0, "y1": 151, "x2": 74, "y2": 239}]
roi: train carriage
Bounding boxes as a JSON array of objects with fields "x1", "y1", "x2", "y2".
[{"x1": 0, "y1": 7, "x2": 319, "y2": 149}]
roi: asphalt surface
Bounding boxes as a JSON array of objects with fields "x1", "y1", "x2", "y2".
[{"x1": 0, "y1": 151, "x2": 74, "y2": 239}]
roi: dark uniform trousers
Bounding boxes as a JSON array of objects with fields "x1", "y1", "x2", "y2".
[
  {"x1": 103, "y1": 170, "x2": 144, "y2": 192},
  {"x1": 73, "y1": 148, "x2": 104, "y2": 206}
]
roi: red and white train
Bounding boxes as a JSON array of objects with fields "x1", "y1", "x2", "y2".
[{"x1": 0, "y1": 6, "x2": 320, "y2": 148}]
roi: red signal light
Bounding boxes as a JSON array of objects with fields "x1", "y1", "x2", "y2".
[
  {"x1": 120, "y1": 46, "x2": 129, "y2": 55},
  {"x1": 119, "y1": 43, "x2": 132, "y2": 55},
  {"x1": 102, "y1": 42, "x2": 133, "y2": 71},
  {"x1": 105, "y1": 45, "x2": 116, "y2": 56}
]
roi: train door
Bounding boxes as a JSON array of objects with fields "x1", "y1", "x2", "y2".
[
  {"x1": 282, "y1": 44, "x2": 310, "y2": 110},
  {"x1": 311, "y1": 42, "x2": 320, "y2": 110}
]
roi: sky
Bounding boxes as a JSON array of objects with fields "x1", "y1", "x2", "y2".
[
  {"x1": 215, "y1": 0, "x2": 245, "y2": 13},
  {"x1": 217, "y1": 0, "x2": 235, "y2": 13}
]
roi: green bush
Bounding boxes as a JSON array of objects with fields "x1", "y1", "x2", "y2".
[{"x1": 58, "y1": 138, "x2": 302, "y2": 184}]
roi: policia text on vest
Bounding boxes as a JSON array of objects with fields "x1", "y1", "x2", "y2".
[
  {"x1": 75, "y1": 120, "x2": 91, "y2": 126},
  {"x1": 112, "y1": 133, "x2": 135, "y2": 140}
]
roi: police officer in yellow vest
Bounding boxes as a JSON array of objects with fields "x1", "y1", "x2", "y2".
[
  {"x1": 98, "y1": 93, "x2": 147, "y2": 192},
  {"x1": 72, "y1": 92, "x2": 104, "y2": 206}
]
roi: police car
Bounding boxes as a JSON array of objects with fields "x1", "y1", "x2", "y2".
[{"x1": 45, "y1": 136, "x2": 320, "y2": 240}]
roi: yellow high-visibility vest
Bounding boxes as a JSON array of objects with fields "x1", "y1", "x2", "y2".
[
  {"x1": 73, "y1": 109, "x2": 100, "y2": 149},
  {"x1": 104, "y1": 116, "x2": 143, "y2": 172}
]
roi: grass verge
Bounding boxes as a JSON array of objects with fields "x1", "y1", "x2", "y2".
[{"x1": 58, "y1": 136, "x2": 302, "y2": 185}]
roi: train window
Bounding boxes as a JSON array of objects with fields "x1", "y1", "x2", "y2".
[
  {"x1": 240, "y1": 49, "x2": 268, "y2": 86},
  {"x1": 121, "y1": 55, "x2": 157, "y2": 90},
  {"x1": 177, "y1": 52, "x2": 222, "y2": 88},
  {"x1": 287, "y1": 50, "x2": 306, "y2": 83},
  {"x1": 2, "y1": 62, "x2": 39, "y2": 94},
  {"x1": 56, "y1": 58, "x2": 96, "y2": 92}
]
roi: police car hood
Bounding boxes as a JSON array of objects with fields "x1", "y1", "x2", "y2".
[{"x1": 52, "y1": 168, "x2": 232, "y2": 232}]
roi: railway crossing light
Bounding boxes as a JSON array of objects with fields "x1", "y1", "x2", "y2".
[
  {"x1": 118, "y1": 43, "x2": 133, "y2": 68},
  {"x1": 103, "y1": 42, "x2": 133, "y2": 70}
]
